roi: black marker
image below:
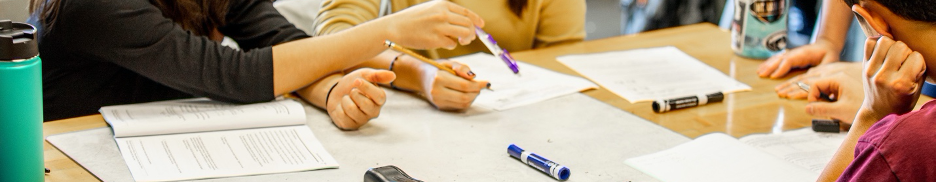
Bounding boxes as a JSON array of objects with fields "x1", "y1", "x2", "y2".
[
  {"x1": 653, "y1": 92, "x2": 724, "y2": 113},
  {"x1": 812, "y1": 119, "x2": 841, "y2": 133}
]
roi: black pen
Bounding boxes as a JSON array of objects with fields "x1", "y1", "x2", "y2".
[
  {"x1": 45, "y1": 167, "x2": 50, "y2": 174},
  {"x1": 797, "y1": 82, "x2": 835, "y2": 101}
]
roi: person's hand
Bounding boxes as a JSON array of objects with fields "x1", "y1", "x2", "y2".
[
  {"x1": 804, "y1": 72, "x2": 863, "y2": 124},
  {"x1": 326, "y1": 68, "x2": 397, "y2": 130},
  {"x1": 758, "y1": 41, "x2": 840, "y2": 79},
  {"x1": 416, "y1": 60, "x2": 489, "y2": 111},
  {"x1": 857, "y1": 36, "x2": 926, "y2": 122},
  {"x1": 383, "y1": 0, "x2": 485, "y2": 50},
  {"x1": 774, "y1": 62, "x2": 861, "y2": 99}
]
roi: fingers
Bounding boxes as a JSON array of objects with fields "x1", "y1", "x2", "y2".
[
  {"x1": 770, "y1": 59, "x2": 794, "y2": 79},
  {"x1": 774, "y1": 74, "x2": 803, "y2": 91},
  {"x1": 355, "y1": 79, "x2": 388, "y2": 107},
  {"x1": 340, "y1": 95, "x2": 370, "y2": 124},
  {"x1": 778, "y1": 85, "x2": 808, "y2": 99},
  {"x1": 349, "y1": 88, "x2": 381, "y2": 117},
  {"x1": 443, "y1": 12, "x2": 476, "y2": 45},
  {"x1": 437, "y1": 73, "x2": 487, "y2": 93},
  {"x1": 445, "y1": 1, "x2": 484, "y2": 28},
  {"x1": 864, "y1": 37, "x2": 878, "y2": 61},
  {"x1": 440, "y1": 61, "x2": 476, "y2": 79},
  {"x1": 865, "y1": 36, "x2": 895, "y2": 78},
  {"x1": 758, "y1": 54, "x2": 784, "y2": 77},
  {"x1": 329, "y1": 103, "x2": 361, "y2": 130},
  {"x1": 904, "y1": 52, "x2": 927, "y2": 82},
  {"x1": 430, "y1": 88, "x2": 480, "y2": 110},
  {"x1": 805, "y1": 102, "x2": 848, "y2": 121},
  {"x1": 895, "y1": 51, "x2": 926, "y2": 94},
  {"x1": 807, "y1": 78, "x2": 840, "y2": 102},
  {"x1": 880, "y1": 41, "x2": 912, "y2": 72}
]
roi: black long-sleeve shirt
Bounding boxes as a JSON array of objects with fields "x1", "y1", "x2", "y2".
[{"x1": 30, "y1": 0, "x2": 309, "y2": 121}]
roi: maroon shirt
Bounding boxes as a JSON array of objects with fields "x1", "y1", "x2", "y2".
[{"x1": 837, "y1": 100, "x2": 936, "y2": 181}]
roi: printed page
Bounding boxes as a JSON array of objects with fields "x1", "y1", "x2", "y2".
[
  {"x1": 625, "y1": 133, "x2": 816, "y2": 182},
  {"x1": 557, "y1": 46, "x2": 751, "y2": 103},
  {"x1": 451, "y1": 53, "x2": 597, "y2": 110},
  {"x1": 115, "y1": 125, "x2": 338, "y2": 182},
  {"x1": 101, "y1": 98, "x2": 307, "y2": 137},
  {"x1": 740, "y1": 128, "x2": 847, "y2": 173}
]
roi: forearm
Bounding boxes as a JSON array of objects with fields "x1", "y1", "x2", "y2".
[
  {"x1": 817, "y1": 109, "x2": 880, "y2": 181},
  {"x1": 814, "y1": 0, "x2": 854, "y2": 59},
  {"x1": 349, "y1": 50, "x2": 428, "y2": 93},
  {"x1": 296, "y1": 73, "x2": 343, "y2": 109},
  {"x1": 272, "y1": 19, "x2": 393, "y2": 95}
]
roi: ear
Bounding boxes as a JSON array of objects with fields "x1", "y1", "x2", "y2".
[{"x1": 852, "y1": 4, "x2": 892, "y2": 38}]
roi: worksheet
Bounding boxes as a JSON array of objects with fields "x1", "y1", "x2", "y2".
[
  {"x1": 116, "y1": 126, "x2": 337, "y2": 182},
  {"x1": 740, "y1": 128, "x2": 846, "y2": 173},
  {"x1": 101, "y1": 98, "x2": 306, "y2": 137},
  {"x1": 625, "y1": 133, "x2": 816, "y2": 182},
  {"x1": 451, "y1": 53, "x2": 597, "y2": 110},
  {"x1": 557, "y1": 46, "x2": 751, "y2": 103},
  {"x1": 101, "y1": 98, "x2": 338, "y2": 181},
  {"x1": 625, "y1": 128, "x2": 846, "y2": 182}
]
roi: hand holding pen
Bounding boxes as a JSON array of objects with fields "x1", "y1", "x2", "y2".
[
  {"x1": 800, "y1": 72, "x2": 863, "y2": 125},
  {"x1": 386, "y1": 41, "x2": 490, "y2": 111}
]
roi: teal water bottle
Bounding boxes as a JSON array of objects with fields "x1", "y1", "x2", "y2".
[
  {"x1": 0, "y1": 20, "x2": 44, "y2": 182},
  {"x1": 731, "y1": 0, "x2": 789, "y2": 59}
]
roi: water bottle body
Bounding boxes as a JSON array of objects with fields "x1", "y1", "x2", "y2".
[
  {"x1": 0, "y1": 19, "x2": 44, "y2": 181},
  {"x1": 0, "y1": 56, "x2": 43, "y2": 182},
  {"x1": 731, "y1": 0, "x2": 789, "y2": 59}
]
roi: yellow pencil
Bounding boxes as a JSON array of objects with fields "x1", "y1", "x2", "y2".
[{"x1": 384, "y1": 41, "x2": 457, "y2": 75}]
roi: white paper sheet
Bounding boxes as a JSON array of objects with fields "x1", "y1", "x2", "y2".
[
  {"x1": 450, "y1": 53, "x2": 597, "y2": 110},
  {"x1": 100, "y1": 98, "x2": 307, "y2": 137},
  {"x1": 557, "y1": 46, "x2": 751, "y2": 103},
  {"x1": 116, "y1": 125, "x2": 338, "y2": 182},
  {"x1": 740, "y1": 128, "x2": 846, "y2": 173},
  {"x1": 625, "y1": 133, "x2": 817, "y2": 182}
]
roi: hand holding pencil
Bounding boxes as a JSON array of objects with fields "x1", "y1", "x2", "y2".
[{"x1": 385, "y1": 41, "x2": 491, "y2": 111}]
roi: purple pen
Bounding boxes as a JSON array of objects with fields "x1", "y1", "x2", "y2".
[{"x1": 476, "y1": 27, "x2": 520, "y2": 74}]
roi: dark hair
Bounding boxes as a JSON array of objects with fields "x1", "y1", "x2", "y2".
[
  {"x1": 28, "y1": 0, "x2": 61, "y2": 30},
  {"x1": 844, "y1": 0, "x2": 936, "y2": 23},
  {"x1": 29, "y1": 0, "x2": 229, "y2": 36},
  {"x1": 508, "y1": 0, "x2": 527, "y2": 18}
]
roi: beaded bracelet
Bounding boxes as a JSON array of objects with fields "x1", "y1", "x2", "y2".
[{"x1": 388, "y1": 53, "x2": 405, "y2": 90}]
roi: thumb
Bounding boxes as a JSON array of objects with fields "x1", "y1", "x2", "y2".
[
  {"x1": 363, "y1": 70, "x2": 397, "y2": 84},
  {"x1": 805, "y1": 101, "x2": 843, "y2": 119}
]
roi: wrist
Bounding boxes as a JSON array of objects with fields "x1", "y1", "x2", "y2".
[
  {"x1": 389, "y1": 56, "x2": 428, "y2": 93},
  {"x1": 388, "y1": 53, "x2": 406, "y2": 90},
  {"x1": 855, "y1": 106, "x2": 886, "y2": 127},
  {"x1": 852, "y1": 108, "x2": 885, "y2": 132},
  {"x1": 325, "y1": 81, "x2": 340, "y2": 109},
  {"x1": 300, "y1": 74, "x2": 343, "y2": 109}
]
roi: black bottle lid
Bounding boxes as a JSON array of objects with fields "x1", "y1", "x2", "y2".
[{"x1": 0, "y1": 20, "x2": 39, "y2": 61}]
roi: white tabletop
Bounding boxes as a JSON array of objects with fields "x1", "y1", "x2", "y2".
[{"x1": 48, "y1": 90, "x2": 690, "y2": 181}]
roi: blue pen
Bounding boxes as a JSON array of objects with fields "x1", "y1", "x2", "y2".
[
  {"x1": 476, "y1": 27, "x2": 520, "y2": 74},
  {"x1": 507, "y1": 144, "x2": 571, "y2": 180}
]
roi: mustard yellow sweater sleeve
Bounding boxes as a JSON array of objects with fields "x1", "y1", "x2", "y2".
[
  {"x1": 533, "y1": 0, "x2": 586, "y2": 48},
  {"x1": 314, "y1": 0, "x2": 585, "y2": 58},
  {"x1": 314, "y1": 0, "x2": 421, "y2": 36}
]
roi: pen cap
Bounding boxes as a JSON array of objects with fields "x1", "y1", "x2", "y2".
[
  {"x1": 0, "y1": 20, "x2": 43, "y2": 182},
  {"x1": 706, "y1": 92, "x2": 724, "y2": 103}
]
